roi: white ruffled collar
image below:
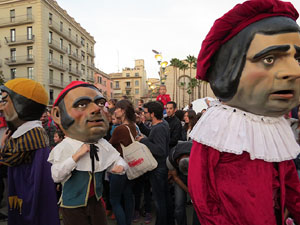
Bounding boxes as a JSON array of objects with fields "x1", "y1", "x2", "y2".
[
  {"x1": 12, "y1": 120, "x2": 42, "y2": 138},
  {"x1": 189, "y1": 101, "x2": 300, "y2": 162}
]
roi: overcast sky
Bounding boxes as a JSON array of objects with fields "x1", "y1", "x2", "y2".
[{"x1": 56, "y1": 0, "x2": 300, "y2": 78}]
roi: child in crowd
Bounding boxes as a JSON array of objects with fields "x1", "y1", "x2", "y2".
[
  {"x1": 137, "y1": 99, "x2": 144, "y2": 112},
  {"x1": 110, "y1": 112, "x2": 121, "y2": 136},
  {"x1": 156, "y1": 85, "x2": 171, "y2": 113},
  {"x1": 53, "y1": 130, "x2": 65, "y2": 146},
  {"x1": 107, "y1": 99, "x2": 117, "y2": 109}
]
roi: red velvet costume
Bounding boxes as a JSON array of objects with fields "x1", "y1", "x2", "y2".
[
  {"x1": 188, "y1": 0, "x2": 300, "y2": 224},
  {"x1": 189, "y1": 143, "x2": 300, "y2": 225}
]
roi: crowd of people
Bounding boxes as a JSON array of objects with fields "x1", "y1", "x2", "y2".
[
  {"x1": 52, "y1": 84, "x2": 205, "y2": 225},
  {"x1": 47, "y1": 83, "x2": 300, "y2": 225},
  {"x1": 0, "y1": 80, "x2": 298, "y2": 225},
  {"x1": 0, "y1": 80, "x2": 206, "y2": 225},
  {"x1": 0, "y1": 0, "x2": 299, "y2": 225},
  {"x1": 42, "y1": 83, "x2": 300, "y2": 225}
]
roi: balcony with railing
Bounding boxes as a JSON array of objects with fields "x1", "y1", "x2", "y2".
[
  {"x1": 87, "y1": 61, "x2": 95, "y2": 69},
  {"x1": 48, "y1": 39, "x2": 68, "y2": 54},
  {"x1": 87, "y1": 48, "x2": 95, "y2": 57},
  {"x1": 68, "y1": 66, "x2": 82, "y2": 77},
  {"x1": 0, "y1": 14, "x2": 34, "y2": 28},
  {"x1": 68, "y1": 51, "x2": 82, "y2": 62},
  {"x1": 48, "y1": 58, "x2": 67, "y2": 71},
  {"x1": 87, "y1": 75, "x2": 94, "y2": 82},
  {"x1": 5, "y1": 35, "x2": 35, "y2": 46},
  {"x1": 49, "y1": 20, "x2": 81, "y2": 47},
  {"x1": 5, "y1": 55, "x2": 34, "y2": 66},
  {"x1": 49, "y1": 78, "x2": 69, "y2": 89}
]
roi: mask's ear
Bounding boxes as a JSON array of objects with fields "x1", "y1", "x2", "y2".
[{"x1": 51, "y1": 106, "x2": 61, "y2": 126}]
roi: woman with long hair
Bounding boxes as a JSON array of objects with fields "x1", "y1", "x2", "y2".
[
  {"x1": 109, "y1": 99, "x2": 136, "y2": 225},
  {"x1": 182, "y1": 110, "x2": 197, "y2": 141}
]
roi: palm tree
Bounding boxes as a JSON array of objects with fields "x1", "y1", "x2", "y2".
[
  {"x1": 170, "y1": 58, "x2": 180, "y2": 102},
  {"x1": 175, "y1": 58, "x2": 182, "y2": 103},
  {"x1": 186, "y1": 55, "x2": 197, "y2": 78},
  {"x1": 188, "y1": 78, "x2": 198, "y2": 102},
  {"x1": 186, "y1": 55, "x2": 197, "y2": 101},
  {"x1": 192, "y1": 62, "x2": 201, "y2": 99},
  {"x1": 179, "y1": 62, "x2": 189, "y2": 107}
]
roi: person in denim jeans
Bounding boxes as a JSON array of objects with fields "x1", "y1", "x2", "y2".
[
  {"x1": 137, "y1": 101, "x2": 174, "y2": 225},
  {"x1": 132, "y1": 174, "x2": 152, "y2": 223},
  {"x1": 110, "y1": 100, "x2": 138, "y2": 225},
  {"x1": 109, "y1": 173, "x2": 134, "y2": 225},
  {"x1": 167, "y1": 141, "x2": 200, "y2": 225}
]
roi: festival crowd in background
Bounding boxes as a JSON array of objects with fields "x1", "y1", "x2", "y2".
[{"x1": 0, "y1": 83, "x2": 299, "y2": 225}]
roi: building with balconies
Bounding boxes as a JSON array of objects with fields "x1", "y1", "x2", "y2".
[
  {"x1": 94, "y1": 69, "x2": 113, "y2": 100},
  {"x1": 0, "y1": 0, "x2": 97, "y2": 105},
  {"x1": 110, "y1": 59, "x2": 148, "y2": 106}
]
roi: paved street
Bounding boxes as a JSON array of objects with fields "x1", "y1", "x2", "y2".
[
  {"x1": 0, "y1": 204, "x2": 196, "y2": 225},
  {"x1": 0, "y1": 178, "x2": 195, "y2": 225}
]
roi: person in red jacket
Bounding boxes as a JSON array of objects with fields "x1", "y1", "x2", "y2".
[
  {"x1": 156, "y1": 85, "x2": 171, "y2": 110},
  {"x1": 188, "y1": 0, "x2": 300, "y2": 225}
]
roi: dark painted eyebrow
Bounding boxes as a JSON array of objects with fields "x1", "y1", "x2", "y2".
[
  {"x1": 294, "y1": 45, "x2": 300, "y2": 53},
  {"x1": 94, "y1": 95, "x2": 105, "y2": 101},
  {"x1": 253, "y1": 45, "x2": 290, "y2": 60},
  {"x1": 1, "y1": 94, "x2": 8, "y2": 100},
  {"x1": 72, "y1": 96, "x2": 92, "y2": 107}
]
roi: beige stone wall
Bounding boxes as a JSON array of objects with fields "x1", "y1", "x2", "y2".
[
  {"x1": 110, "y1": 59, "x2": 148, "y2": 106},
  {"x1": 0, "y1": 0, "x2": 39, "y2": 80},
  {"x1": 0, "y1": 0, "x2": 96, "y2": 105},
  {"x1": 164, "y1": 61, "x2": 215, "y2": 109}
]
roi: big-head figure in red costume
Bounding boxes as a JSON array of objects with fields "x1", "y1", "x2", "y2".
[{"x1": 188, "y1": 0, "x2": 300, "y2": 224}]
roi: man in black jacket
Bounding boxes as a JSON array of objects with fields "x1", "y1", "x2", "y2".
[
  {"x1": 165, "y1": 101, "x2": 182, "y2": 149},
  {"x1": 136, "y1": 101, "x2": 174, "y2": 225}
]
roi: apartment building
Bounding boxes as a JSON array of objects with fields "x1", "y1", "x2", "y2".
[
  {"x1": 94, "y1": 68, "x2": 113, "y2": 100},
  {"x1": 0, "y1": 0, "x2": 96, "y2": 105},
  {"x1": 110, "y1": 59, "x2": 147, "y2": 106}
]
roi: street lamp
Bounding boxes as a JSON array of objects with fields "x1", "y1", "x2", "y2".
[
  {"x1": 146, "y1": 81, "x2": 155, "y2": 101},
  {"x1": 161, "y1": 61, "x2": 168, "y2": 68},
  {"x1": 160, "y1": 61, "x2": 168, "y2": 84},
  {"x1": 155, "y1": 54, "x2": 162, "y2": 65},
  {"x1": 153, "y1": 50, "x2": 168, "y2": 84}
]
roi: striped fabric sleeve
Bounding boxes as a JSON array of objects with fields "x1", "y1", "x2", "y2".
[{"x1": 0, "y1": 127, "x2": 48, "y2": 167}]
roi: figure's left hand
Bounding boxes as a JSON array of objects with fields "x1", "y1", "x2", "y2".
[
  {"x1": 111, "y1": 165, "x2": 124, "y2": 173},
  {"x1": 1, "y1": 129, "x2": 11, "y2": 148}
]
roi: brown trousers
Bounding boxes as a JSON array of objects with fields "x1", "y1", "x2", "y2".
[{"x1": 61, "y1": 196, "x2": 108, "y2": 225}]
